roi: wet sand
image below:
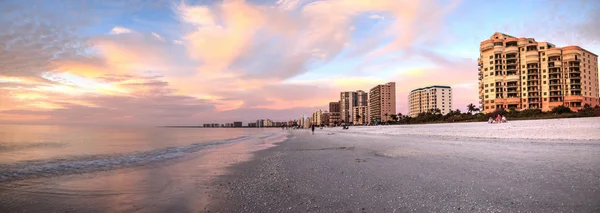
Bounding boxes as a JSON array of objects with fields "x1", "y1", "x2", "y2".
[
  {"x1": 208, "y1": 118, "x2": 600, "y2": 212},
  {"x1": 0, "y1": 132, "x2": 287, "y2": 212}
]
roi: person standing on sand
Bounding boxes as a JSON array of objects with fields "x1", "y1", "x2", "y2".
[{"x1": 311, "y1": 125, "x2": 315, "y2": 135}]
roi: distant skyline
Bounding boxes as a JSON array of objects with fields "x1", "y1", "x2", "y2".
[{"x1": 1, "y1": 0, "x2": 599, "y2": 125}]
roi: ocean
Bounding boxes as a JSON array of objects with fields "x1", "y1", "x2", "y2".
[{"x1": 0, "y1": 124, "x2": 278, "y2": 183}]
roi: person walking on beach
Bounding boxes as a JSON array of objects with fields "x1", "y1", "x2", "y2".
[{"x1": 311, "y1": 125, "x2": 315, "y2": 135}]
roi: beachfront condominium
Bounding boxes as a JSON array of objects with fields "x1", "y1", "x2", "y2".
[
  {"x1": 369, "y1": 82, "x2": 396, "y2": 123},
  {"x1": 479, "y1": 32, "x2": 599, "y2": 113},
  {"x1": 340, "y1": 90, "x2": 368, "y2": 124},
  {"x1": 328, "y1": 102, "x2": 341, "y2": 126},
  {"x1": 352, "y1": 106, "x2": 369, "y2": 125},
  {"x1": 408, "y1": 86, "x2": 453, "y2": 117}
]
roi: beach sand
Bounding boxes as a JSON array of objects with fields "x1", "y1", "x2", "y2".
[
  {"x1": 2, "y1": 118, "x2": 599, "y2": 212},
  {"x1": 207, "y1": 117, "x2": 600, "y2": 212}
]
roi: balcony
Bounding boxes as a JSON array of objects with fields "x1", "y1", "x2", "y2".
[
  {"x1": 569, "y1": 76, "x2": 581, "y2": 79},
  {"x1": 549, "y1": 75, "x2": 561, "y2": 80},
  {"x1": 570, "y1": 82, "x2": 581, "y2": 85},
  {"x1": 546, "y1": 48, "x2": 561, "y2": 57},
  {"x1": 493, "y1": 45, "x2": 504, "y2": 53},
  {"x1": 549, "y1": 81, "x2": 561, "y2": 86},
  {"x1": 563, "y1": 54, "x2": 578, "y2": 61},
  {"x1": 526, "y1": 56, "x2": 539, "y2": 63},
  {"x1": 549, "y1": 93, "x2": 563, "y2": 97},
  {"x1": 550, "y1": 87, "x2": 562, "y2": 91},
  {"x1": 480, "y1": 42, "x2": 493, "y2": 51},
  {"x1": 504, "y1": 46, "x2": 518, "y2": 54},
  {"x1": 527, "y1": 72, "x2": 540, "y2": 76}
]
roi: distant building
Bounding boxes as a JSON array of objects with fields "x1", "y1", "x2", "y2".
[
  {"x1": 256, "y1": 119, "x2": 264, "y2": 127},
  {"x1": 265, "y1": 119, "x2": 273, "y2": 127},
  {"x1": 233, "y1": 122, "x2": 242, "y2": 127},
  {"x1": 409, "y1": 86, "x2": 452, "y2": 117},
  {"x1": 340, "y1": 90, "x2": 368, "y2": 125},
  {"x1": 248, "y1": 122, "x2": 256, "y2": 127},
  {"x1": 298, "y1": 115, "x2": 305, "y2": 128},
  {"x1": 211, "y1": 123, "x2": 220, "y2": 127},
  {"x1": 352, "y1": 106, "x2": 369, "y2": 125},
  {"x1": 328, "y1": 102, "x2": 341, "y2": 126},
  {"x1": 369, "y1": 82, "x2": 396, "y2": 123},
  {"x1": 304, "y1": 117, "x2": 312, "y2": 129}
]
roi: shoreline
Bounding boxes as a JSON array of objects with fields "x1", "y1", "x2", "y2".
[{"x1": 0, "y1": 131, "x2": 289, "y2": 212}]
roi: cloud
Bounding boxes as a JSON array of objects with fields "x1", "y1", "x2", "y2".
[
  {"x1": 110, "y1": 26, "x2": 133, "y2": 35},
  {"x1": 152, "y1": 32, "x2": 165, "y2": 41},
  {"x1": 0, "y1": 0, "x2": 477, "y2": 125},
  {"x1": 369, "y1": 14, "x2": 384, "y2": 19}
]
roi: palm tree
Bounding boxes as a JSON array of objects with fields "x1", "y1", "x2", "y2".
[
  {"x1": 467, "y1": 103, "x2": 477, "y2": 114},
  {"x1": 390, "y1": 114, "x2": 398, "y2": 122}
]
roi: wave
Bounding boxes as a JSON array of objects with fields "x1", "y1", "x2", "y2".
[
  {"x1": 0, "y1": 136, "x2": 253, "y2": 183},
  {"x1": 0, "y1": 142, "x2": 66, "y2": 152}
]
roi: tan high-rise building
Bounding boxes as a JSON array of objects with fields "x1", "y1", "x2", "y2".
[
  {"x1": 479, "y1": 32, "x2": 599, "y2": 113},
  {"x1": 352, "y1": 106, "x2": 369, "y2": 125},
  {"x1": 408, "y1": 86, "x2": 452, "y2": 117},
  {"x1": 340, "y1": 90, "x2": 368, "y2": 124},
  {"x1": 369, "y1": 82, "x2": 396, "y2": 123}
]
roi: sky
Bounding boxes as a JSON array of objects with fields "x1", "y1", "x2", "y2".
[{"x1": 1, "y1": 0, "x2": 599, "y2": 125}]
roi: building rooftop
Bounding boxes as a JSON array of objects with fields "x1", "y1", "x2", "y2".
[{"x1": 410, "y1": 85, "x2": 451, "y2": 93}]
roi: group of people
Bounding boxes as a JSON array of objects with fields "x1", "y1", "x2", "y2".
[{"x1": 488, "y1": 114, "x2": 507, "y2": 124}]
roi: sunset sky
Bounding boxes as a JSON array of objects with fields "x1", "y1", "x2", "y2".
[{"x1": 1, "y1": 0, "x2": 599, "y2": 125}]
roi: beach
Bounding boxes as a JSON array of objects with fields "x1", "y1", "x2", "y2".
[
  {"x1": 1, "y1": 118, "x2": 600, "y2": 212},
  {"x1": 208, "y1": 117, "x2": 600, "y2": 212}
]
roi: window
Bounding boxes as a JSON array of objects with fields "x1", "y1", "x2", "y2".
[
  {"x1": 522, "y1": 65, "x2": 525, "y2": 68},
  {"x1": 490, "y1": 72, "x2": 493, "y2": 75},
  {"x1": 540, "y1": 47, "x2": 545, "y2": 50},
  {"x1": 544, "y1": 98, "x2": 547, "y2": 101},
  {"x1": 523, "y1": 93, "x2": 526, "y2": 96},
  {"x1": 544, "y1": 92, "x2": 547, "y2": 95},
  {"x1": 542, "y1": 52, "x2": 545, "y2": 56},
  {"x1": 489, "y1": 56, "x2": 493, "y2": 59},
  {"x1": 543, "y1": 75, "x2": 546, "y2": 78},
  {"x1": 543, "y1": 58, "x2": 546, "y2": 61},
  {"x1": 485, "y1": 68, "x2": 488, "y2": 71},
  {"x1": 543, "y1": 69, "x2": 546, "y2": 73},
  {"x1": 490, "y1": 61, "x2": 493, "y2": 64},
  {"x1": 543, "y1": 81, "x2": 546, "y2": 84}
]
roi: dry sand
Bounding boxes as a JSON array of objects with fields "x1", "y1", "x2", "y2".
[
  {"x1": 324, "y1": 117, "x2": 600, "y2": 141},
  {"x1": 208, "y1": 117, "x2": 600, "y2": 212}
]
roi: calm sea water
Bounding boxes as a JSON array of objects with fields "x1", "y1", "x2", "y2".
[{"x1": 0, "y1": 124, "x2": 277, "y2": 182}]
